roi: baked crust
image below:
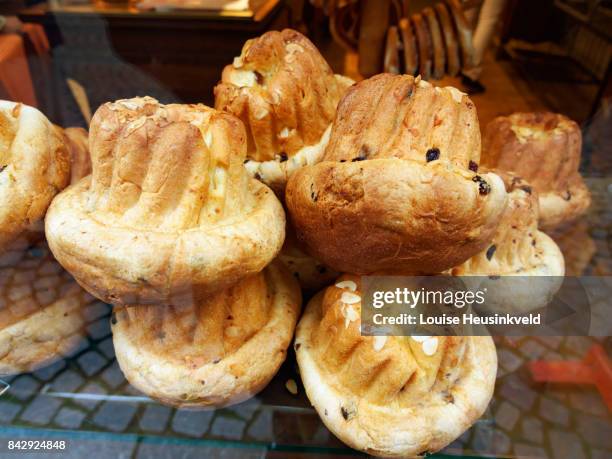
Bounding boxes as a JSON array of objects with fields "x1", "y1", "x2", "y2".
[
  {"x1": 112, "y1": 260, "x2": 301, "y2": 408},
  {"x1": 482, "y1": 112, "x2": 591, "y2": 230},
  {"x1": 286, "y1": 75, "x2": 507, "y2": 274},
  {"x1": 322, "y1": 75, "x2": 481, "y2": 167},
  {"x1": 0, "y1": 240, "x2": 90, "y2": 375},
  {"x1": 423, "y1": 7, "x2": 446, "y2": 80},
  {"x1": 296, "y1": 276, "x2": 497, "y2": 457},
  {"x1": 214, "y1": 29, "x2": 353, "y2": 194},
  {"x1": 452, "y1": 175, "x2": 564, "y2": 277},
  {"x1": 0, "y1": 101, "x2": 70, "y2": 254},
  {"x1": 46, "y1": 97, "x2": 285, "y2": 306},
  {"x1": 435, "y1": 2, "x2": 461, "y2": 76},
  {"x1": 451, "y1": 175, "x2": 564, "y2": 312},
  {"x1": 61, "y1": 126, "x2": 91, "y2": 184}
]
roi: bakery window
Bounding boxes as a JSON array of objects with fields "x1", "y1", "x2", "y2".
[{"x1": 0, "y1": 0, "x2": 611, "y2": 458}]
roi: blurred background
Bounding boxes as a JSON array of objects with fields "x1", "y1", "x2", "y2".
[{"x1": 0, "y1": 1, "x2": 609, "y2": 130}]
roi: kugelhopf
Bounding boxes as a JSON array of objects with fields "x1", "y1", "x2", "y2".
[
  {"x1": 286, "y1": 74, "x2": 507, "y2": 274},
  {"x1": 0, "y1": 101, "x2": 70, "y2": 254},
  {"x1": 296, "y1": 275, "x2": 497, "y2": 457},
  {"x1": 46, "y1": 97, "x2": 285, "y2": 306},
  {"x1": 214, "y1": 29, "x2": 353, "y2": 195},
  {"x1": 112, "y1": 260, "x2": 301, "y2": 408},
  {"x1": 482, "y1": 112, "x2": 591, "y2": 230},
  {"x1": 452, "y1": 175, "x2": 564, "y2": 277},
  {"x1": 0, "y1": 240, "x2": 91, "y2": 375},
  {"x1": 452, "y1": 175, "x2": 564, "y2": 312}
]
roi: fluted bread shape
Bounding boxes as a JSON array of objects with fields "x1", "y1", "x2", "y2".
[
  {"x1": 88, "y1": 98, "x2": 249, "y2": 229},
  {"x1": 0, "y1": 240, "x2": 89, "y2": 375},
  {"x1": 323, "y1": 75, "x2": 480, "y2": 167},
  {"x1": 286, "y1": 74, "x2": 507, "y2": 274},
  {"x1": 112, "y1": 260, "x2": 301, "y2": 408},
  {"x1": 116, "y1": 273, "x2": 271, "y2": 366},
  {"x1": 313, "y1": 280, "x2": 467, "y2": 405},
  {"x1": 451, "y1": 175, "x2": 564, "y2": 312},
  {"x1": 215, "y1": 29, "x2": 353, "y2": 194},
  {"x1": 452, "y1": 175, "x2": 565, "y2": 275},
  {"x1": 216, "y1": 29, "x2": 350, "y2": 161},
  {"x1": 482, "y1": 112, "x2": 591, "y2": 229},
  {"x1": 483, "y1": 113, "x2": 579, "y2": 192},
  {"x1": 46, "y1": 97, "x2": 285, "y2": 306},
  {"x1": 0, "y1": 101, "x2": 70, "y2": 253},
  {"x1": 296, "y1": 275, "x2": 497, "y2": 456}
]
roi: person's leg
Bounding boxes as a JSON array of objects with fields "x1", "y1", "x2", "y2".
[
  {"x1": 462, "y1": 0, "x2": 508, "y2": 91},
  {"x1": 462, "y1": 1, "x2": 480, "y2": 29}
]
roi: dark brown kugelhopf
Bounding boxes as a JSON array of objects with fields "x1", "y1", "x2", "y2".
[{"x1": 482, "y1": 112, "x2": 591, "y2": 230}]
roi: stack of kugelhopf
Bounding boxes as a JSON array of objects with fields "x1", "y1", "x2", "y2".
[
  {"x1": 385, "y1": 0, "x2": 475, "y2": 79},
  {"x1": 6, "y1": 26, "x2": 591, "y2": 457},
  {"x1": 45, "y1": 97, "x2": 301, "y2": 408},
  {"x1": 45, "y1": 29, "x2": 358, "y2": 408},
  {"x1": 281, "y1": 59, "x2": 588, "y2": 453},
  {"x1": 0, "y1": 101, "x2": 94, "y2": 376},
  {"x1": 284, "y1": 73, "x2": 505, "y2": 456}
]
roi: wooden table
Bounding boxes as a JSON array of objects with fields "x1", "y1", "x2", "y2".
[{"x1": 18, "y1": 0, "x2": 288, "y2": 124}]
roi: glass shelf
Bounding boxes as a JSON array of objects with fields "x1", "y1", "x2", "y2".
[{"x1": 0, "y1": 177, "x2": 610, "y2": 458}]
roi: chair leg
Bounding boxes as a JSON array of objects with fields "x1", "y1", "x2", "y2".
[{"x1": 358, "y1": 0, "x2": 391, "y2": 77}]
